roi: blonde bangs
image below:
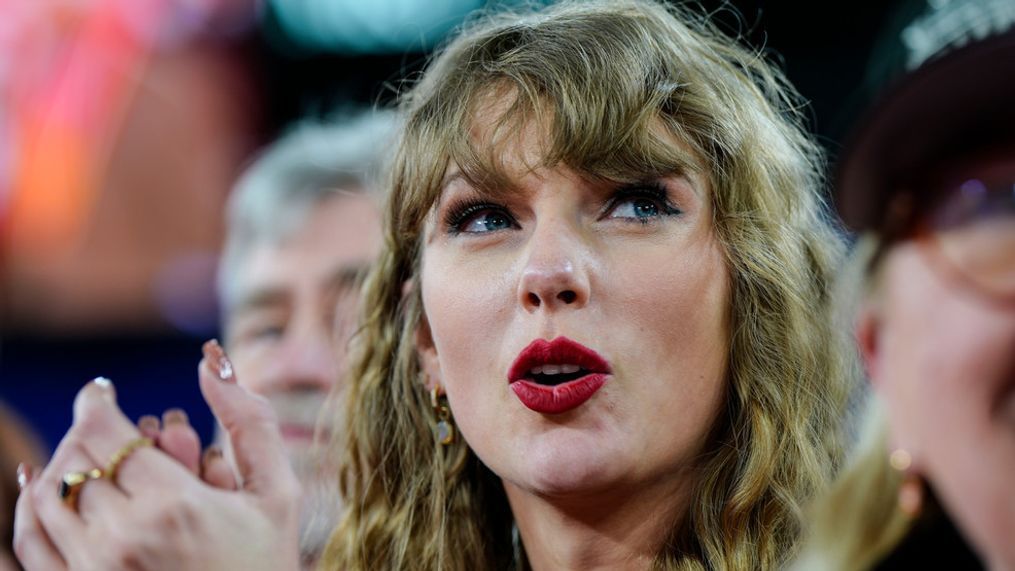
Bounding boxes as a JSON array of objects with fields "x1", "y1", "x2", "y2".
[{"x1": 396, "y1": 4, "x2": 715, "y2": 223}]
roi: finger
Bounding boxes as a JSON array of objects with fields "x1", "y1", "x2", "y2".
[
  {"x1": 75, "y1": 476, "x2": 130, "y2": 525},
  {"x1": 199, "y1": 340, "x2": 299, "y2": 500},
  {"x1": 200, "y1": 446, "x2": 238, "y2": 490},
  {"x1": 137, "y1": 415, "x2": 161, "y2": 440},
  {"x1": 14, "y1": 468, "x2": 69, "y2": 571},
  {"x1": 159, "y1": 408, "x2": 201, "y2": 476},
  {"x1": 69, "y1": 379, "x2": 190, "y2": 494},
  {"x1": 30, "y1": 435, "x2": 98, "y2": 564}
]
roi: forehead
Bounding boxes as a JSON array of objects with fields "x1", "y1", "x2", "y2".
[{"x1": 231, "y1": 192, "x2": 382, "y2": 304}]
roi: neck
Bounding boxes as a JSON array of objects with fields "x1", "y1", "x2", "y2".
[{"x1": 504, "y1": 473, "x2": 693, "y2": 571}]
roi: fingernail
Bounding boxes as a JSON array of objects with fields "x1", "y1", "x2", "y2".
[
  {"x1": 202, "y1": 446, "x2": 223, "y2": 463},
  {"x1": 92, "y1": 376, "x2": 117, "y2": 402},
  {"x1": 138, "y1": 415, "x2": 161, "y2": 435},
  {"x1": 16, "y1": 463, "x2": 32, "y2": 491},
  {"x1": 202, "y1": 339, "x2": 235, "y2": 383},
  {"x1": 163, "y1": 408, "x2": 189, "y2": 425}
]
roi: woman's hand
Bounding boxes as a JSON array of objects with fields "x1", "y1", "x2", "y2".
[
  {"x1": 135, "y1": 408, "x2": 238, "y2": 492},
  {"x1": 13, "y1": 342, "x2": 301, "y2": 571}
]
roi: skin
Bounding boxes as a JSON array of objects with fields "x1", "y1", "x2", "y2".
[
  {"x1": 858, "y1": 155, "x2": 1015, "y2": 571},
  {"x1": 12, "y1": 192, "x2": 382, "y2": 571},
  {"x1": 417, "y1": 117, "x2": 731, "y2": 570},
  {"x1": 223, "y1": 190, "x2": 382, "y2": 566},
  {"x1": 13, "y1": 358, "x2": 302, "y2": 571}
]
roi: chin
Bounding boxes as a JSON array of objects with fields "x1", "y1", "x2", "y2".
[{"x1": 509, "y1": 428, "x2": 626, "y2": 497}]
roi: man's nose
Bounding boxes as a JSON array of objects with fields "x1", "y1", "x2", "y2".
[{"x1": 275, "y1": 324, "x2": 340, "y2": 392}]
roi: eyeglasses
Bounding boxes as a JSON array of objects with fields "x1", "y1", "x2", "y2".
[
  {"x1": 920, "y1": 177, "x2": 1015, "y2": 301},
  {"x1": 875, "y1": 171, "x2": 1015, "y2": 307}
]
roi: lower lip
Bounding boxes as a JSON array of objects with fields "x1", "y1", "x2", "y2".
[{"x1": 510, "y1": 374, "x2": 608, "y2": 414}]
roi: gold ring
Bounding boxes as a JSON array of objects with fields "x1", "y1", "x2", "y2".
[
  {"x1": 104, "y1": 437, "x2": 154, "y2": 483},
  {"x1": 59, "y1": 468, "x2": 104, "y2": 511}
]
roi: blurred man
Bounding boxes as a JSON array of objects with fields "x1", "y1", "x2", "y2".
[{"x1": 215, "y1": 110, "x2": 392, "y2": 568}]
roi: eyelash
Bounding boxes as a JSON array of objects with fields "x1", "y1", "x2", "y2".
[
  {"x1": 442, "y1": 182, "x2": 682, "y2": 234},
  {"x1": 444, "y1": 200, "x2": 516, "y2": 235},
  {"x1": 604, "y1": 182, "x2": 683, "y2": 224}
]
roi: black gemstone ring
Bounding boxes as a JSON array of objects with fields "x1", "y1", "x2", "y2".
[{"x1": 59, "y1": 467, "x2": 104, "y2": 511}]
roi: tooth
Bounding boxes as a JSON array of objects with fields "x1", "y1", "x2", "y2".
[
  {"x1": 561, "y1": 364, "x2": 579, "y2": 374},
  {"x1": 530, "y1": 366, "x2": 543, "y2": 375},
  {"x1": 542, "y1": 364, "x2": 562, "y2": 375}
]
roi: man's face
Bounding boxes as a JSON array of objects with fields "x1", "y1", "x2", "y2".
[{"x1": 223, "y1": 190, "x2": 382, "y2": 563}]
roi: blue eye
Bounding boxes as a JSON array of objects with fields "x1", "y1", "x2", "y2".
[
  {"x1": 609, "y1": 197, "x2": 663, "y2": 220},
  {"x1": 447, "y1": 202, "x2": 517, "y2": 234},
  {"x1": 605, "y1": 184, "x2": 681, "y2": 222}
]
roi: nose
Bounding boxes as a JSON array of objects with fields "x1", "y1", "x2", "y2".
[
  {"x1": 517, "y1": 221, "x2": 591, "y2": 312},
  {"x1": 274, "y1": 323, "x2": 339, "y2": 393}
]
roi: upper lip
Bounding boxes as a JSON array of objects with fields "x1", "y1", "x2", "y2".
[{"x1": 507, "y1": 337, "x2": 611, "y2": 382}]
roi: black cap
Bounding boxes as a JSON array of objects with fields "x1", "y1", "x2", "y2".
[{"x1": 836, "y1": 0, "x2": 1015, "y2": 232}]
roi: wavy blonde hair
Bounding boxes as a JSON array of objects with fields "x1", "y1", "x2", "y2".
[{"x1": 324, "y1": 1, "x2": 856, "y2": 569}]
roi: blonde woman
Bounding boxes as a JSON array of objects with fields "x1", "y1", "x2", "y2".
[
  {"x1": 13, "y1": 1, "x2": 855, "y2": 570},
  {"x1": 328, "y1": 1, "x2": 855, "y2": 569},
  {"x1": 796, "y1": 4, "x2": 1015, "y2": 570}
]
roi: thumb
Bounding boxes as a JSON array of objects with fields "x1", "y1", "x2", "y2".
[{"x1": 198, "y1": 340, "x2": 300, "y2": 503}]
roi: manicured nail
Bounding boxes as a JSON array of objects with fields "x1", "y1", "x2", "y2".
[
  {"x1": 202, "y1": 339, "x2": 235, "y2": 382},
  {"x1": 163, "y1": 408, "x2": 189, "y2": 426},
  {"x1": 202, "y1": 446, "x2": 223, "y2": 463},
  {"x1": 91, "y1": 376, "x2": 117, "y2": 402},
  {"x1": 17, "y1": 463, "x2": 31, "y2": 491},
  {"x1": 93, "y1": 376, "x2": 112, "y2": 388},
  {"x1": 138, "y1": 415, "x2": 161, "y2": 436}
]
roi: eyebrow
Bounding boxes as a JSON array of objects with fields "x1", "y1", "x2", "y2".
[
  {"x1": 230, "y1": 263, "x2": 371, "y2": 316},
  {"x1": 230, "y1": 288, "x2": 290, "y2": 317}
]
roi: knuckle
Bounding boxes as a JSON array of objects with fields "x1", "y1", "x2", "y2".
[
  {"x1": 71, "y1": 407, "x2": 107, "y2": 436},
  {"x1": 152, "y1": 493, "x2": 199, "y2": 534},
  {"x1": 105, "y1": 540, "x2": 145, "y2": 571}
]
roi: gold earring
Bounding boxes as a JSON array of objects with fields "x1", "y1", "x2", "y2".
[
  {"x1": 430, "y1": 385, "x2": 455, "y2": 446},
  {"x1": 890, "y1": 449, "x2": 923, "y2": 517}
]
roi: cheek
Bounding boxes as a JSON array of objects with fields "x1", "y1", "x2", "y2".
[
  {"x1": 420, "y1": 252, "x2": 513, "y2": 391},
  {"x1": 227, "y1": 349, "x2": 270, "y2": 395},
  {"x1": 878, "y1": 252, "x2": 1015, "y2": 456},
  {"x1": 608, "y1": 239, "x2": 730, "y2": 364}
]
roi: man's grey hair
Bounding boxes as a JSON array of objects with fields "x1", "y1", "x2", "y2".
[{"x1": 217, "y1": 108, "x2": 398, "y2": 312}]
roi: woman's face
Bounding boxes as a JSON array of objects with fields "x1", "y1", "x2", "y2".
[
  {"x1": 864, "y1": 153, "x2": 1015, "y2": 566},
  {"x1": 417, "y1": 115, "x2": 730, "y2": 502}
]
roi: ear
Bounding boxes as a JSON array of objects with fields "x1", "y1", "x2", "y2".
[
  {"x1": 855, "y1": 302, "x2": 882, "y2": 390},
  {"x1": 415, "y1": 310, "x2": 443, "y2": 393}
]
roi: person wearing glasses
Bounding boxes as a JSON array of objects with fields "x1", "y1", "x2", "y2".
[{"x1": 794, "y1": 2, "x2": 1015, "y2": 569}]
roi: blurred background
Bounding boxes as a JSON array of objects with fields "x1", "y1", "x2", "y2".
[{"x1": 0, "y1": 0, "x2": 900, "y2": 454}]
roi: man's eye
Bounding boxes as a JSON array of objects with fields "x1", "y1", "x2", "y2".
[
  {"x1": 252, "y1": 324, "x2": 285, "y2": 340},
  {"x1": 236, "y1": 323, "x2": 285, "y2": 346}
]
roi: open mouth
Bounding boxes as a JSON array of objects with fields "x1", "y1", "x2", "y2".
[
  {"x1": 507, "y1": 337, "x2": 612, "y2": 414},
  {"x1": 528, "y1": 364, "x2": 591, "y2": 386}
]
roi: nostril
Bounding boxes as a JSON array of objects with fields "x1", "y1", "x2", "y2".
[
  {"x1": 557, "y1": 290, "x2": 577, "y2": 304},
  {"x1": 528, "y1": 292, "x2": 541, "y2": 307}
]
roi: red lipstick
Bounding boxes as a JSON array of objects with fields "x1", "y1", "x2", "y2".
[{"x1": 508, "y1": 337, "x2": 611, "y2": 414}]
